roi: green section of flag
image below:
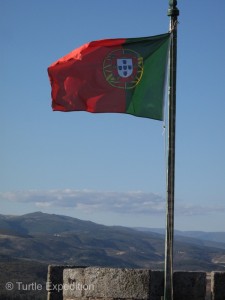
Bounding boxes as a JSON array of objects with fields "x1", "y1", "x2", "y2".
[{"x1": 125, "y1": 33, "x2": 171, "y2": 120}]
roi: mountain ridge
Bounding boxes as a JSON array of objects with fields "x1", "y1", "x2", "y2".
[{"x1": 0, "y1": 211, "x2": 225, "y2": 271}]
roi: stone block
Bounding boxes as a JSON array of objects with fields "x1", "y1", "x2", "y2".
[
  {"x1": 150, "y1": 270, "x2": 164, "y2": 300},
  {"x1": 47, "y1": 265, "x2": 82, "y2": 300},
  {"x1": 211, "y1": 272, "x2": 225, "y2": 300},
  {"x1": 173, "y1": 271, "x2": 206, "y2": 300},
  {"x1": 63, "y1": 267, "x2": 151, "y2": 300}
]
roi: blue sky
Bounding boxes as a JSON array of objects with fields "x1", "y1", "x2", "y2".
[{"x1": 1, "y1": 0, "x2": 225, "y2": 231}]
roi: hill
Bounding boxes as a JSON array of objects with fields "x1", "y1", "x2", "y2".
[
  {"x1": 136, "y1": 227, "x2": 225, "y2": 245},
  {"x1": 1, "y1": 211, "x2": 225, "y2": 269}
]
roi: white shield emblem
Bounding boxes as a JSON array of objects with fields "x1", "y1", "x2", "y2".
[{"x1": 117, "y1": 58, "x2": 133, "y2": 78}]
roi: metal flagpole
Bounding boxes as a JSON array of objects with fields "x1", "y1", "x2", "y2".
[{"x1": 164, "y1": 1, "x2": 179, "y2": 300}]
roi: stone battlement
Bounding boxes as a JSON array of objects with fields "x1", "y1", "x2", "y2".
[{"x1": 47, "y1": 266, "x2": 225, "y2": 300}]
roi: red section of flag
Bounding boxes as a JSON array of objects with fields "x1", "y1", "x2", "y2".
[{"x1": 48, "y1": 39, "x2": 127, "y2": 113}]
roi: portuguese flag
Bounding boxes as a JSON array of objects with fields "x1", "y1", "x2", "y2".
[{"x1": 48, "y1": 33, "x2": 171, "y2": 120}]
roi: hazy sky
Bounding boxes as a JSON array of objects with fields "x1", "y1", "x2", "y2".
[{"x1": 1, "y1": 0, "x2": 225, "y2": 231}]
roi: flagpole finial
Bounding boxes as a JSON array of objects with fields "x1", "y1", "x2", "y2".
[{"x1": 168, "y1": 0, "x2": 179, "y2": 17}]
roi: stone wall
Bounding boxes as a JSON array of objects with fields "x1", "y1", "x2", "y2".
[
  {"x1": 211, "y1": 272, "x2": 225, "y2": 300},
  {"x1": 47, "y1": 266, "x2": 225, "y2": 300}
]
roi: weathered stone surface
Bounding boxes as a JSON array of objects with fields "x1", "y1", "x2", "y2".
[
  {"x1": 173, "y1": 271, "x2": 206, "y2": 300},
  {"x1": 63, "y1": 267, "x2": 151, "y2": 300},
  {"x1": 47, "y1": 265, "x2": 83, "y2": 300},
  {"x1": 211, "y1": 271, "x2": 225, "y2": 300},
  {"x1": 47, "y1": 266, "x2": 210, "y2": 300},
  {"x1": 47, "y1": 265, "x2": 65, "y2": 300},
  {"x1": 149, "y1": 270, "x2": 164, "y2": 300}
]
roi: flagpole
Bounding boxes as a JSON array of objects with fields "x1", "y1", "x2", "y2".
[{"x1": 164, "y1": 1, "x2": 179, "y2": 300}]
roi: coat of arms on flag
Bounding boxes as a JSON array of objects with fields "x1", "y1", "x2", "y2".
[{"x1": 103, "y1": 49, "x2": 143, "y2": 89}]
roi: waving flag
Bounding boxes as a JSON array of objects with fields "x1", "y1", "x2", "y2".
[{"x1": 48, "y1": 33, "x2": 170, "y2": 120}]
